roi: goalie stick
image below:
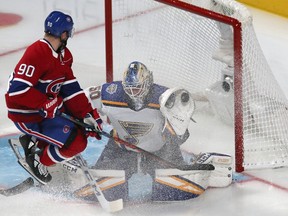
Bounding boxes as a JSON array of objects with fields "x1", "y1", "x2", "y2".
[
  {"x1": 74, "y1": 154, "x2": 123, "y2": 212},
  {"x1": 0, "y1": 177, "x2": 34, "y2": 196},
  {"x1": 59, "y1": 112, "x2": 214, "y2": 171},
  {"x1": 8, "y1": 137, "x2": 123, "y2": 212}
]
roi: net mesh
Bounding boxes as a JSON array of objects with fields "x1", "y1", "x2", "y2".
[{"x1": 108, "y1": 0, "x2": 288, "y2": 170}]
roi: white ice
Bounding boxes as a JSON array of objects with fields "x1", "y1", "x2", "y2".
[{"x1": 0, "y1": 1, "x2": 288, "y2": 216}]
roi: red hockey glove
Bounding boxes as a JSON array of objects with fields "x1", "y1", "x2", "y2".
[
  {"x1": 83, "y1": 109, "x2": 103, "y2": 140},
  {"x1": 40, "y1": 95, "x2": 58, "y2": 119}
]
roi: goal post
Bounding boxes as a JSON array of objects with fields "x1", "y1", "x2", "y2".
[{"x1": 104, "y1": 0, "x2": 288, "y2": 172}]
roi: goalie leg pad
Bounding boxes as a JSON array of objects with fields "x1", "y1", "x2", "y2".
[
  {"x1": 196, "y1": 152, "x2": 233, "y2": 187},
  {"x1": 152, "y1": 169, "x2": 209, "y2": 201},
  {"x1": 73, "y1": 169, "x2": 128, "y2": 202}
]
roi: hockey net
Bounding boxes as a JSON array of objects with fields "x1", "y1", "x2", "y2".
[{"x1": 105, "y1": 0, "x2": 288, "y2": 172}]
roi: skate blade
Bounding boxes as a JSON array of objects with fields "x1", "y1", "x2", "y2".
[{"x1": 9, "y1": 139, "x2": 48, "y2": 185}]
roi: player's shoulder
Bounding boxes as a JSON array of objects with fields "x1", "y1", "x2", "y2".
[
  {"x1": 152, "y1": 83, "x2": 168, "y2": 95},
  {"x1": 28, "y1": 39, "x2": 50, "y2": 50},
  {"x1": 25, "y1": 39, "x2": 54, "y2": 58},
  {"x1": 101, "y1": 81, "x2": 127, "y2": 103},
  {"x1": 148, "y1": 83, "x2": 168, "y2": 103},
  {"x1": 102, "y1": 81, "x2": 123, "y2": 93}
]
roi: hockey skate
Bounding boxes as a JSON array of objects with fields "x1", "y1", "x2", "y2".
[
  {"x1": 19, "y1": 134, "x2": 36, "y2": 157},
  {"x1": 9, "y1": 135, "x2": 52, "y2": 185}
]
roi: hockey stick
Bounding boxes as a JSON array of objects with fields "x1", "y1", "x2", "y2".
[
  {"x1": 59, "y1": 112, "x2": 214, "y2": 171},
  {"x1": 74, "y1": 154, "x2": 123, "y2": 212},
  {"x1": 0, "y1": 177, "x2": 34, "y2": 196},
  {"x1": 9, "y1": 138, "x2": 122, "y2": 212}
]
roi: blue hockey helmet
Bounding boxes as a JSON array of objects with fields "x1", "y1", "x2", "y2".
[
  {"x1": 122, "y1": 61, "x2": 153, "y2": 100},
  {"x1": 44, "y1": 11, "x2": 74, "y2": 38}
]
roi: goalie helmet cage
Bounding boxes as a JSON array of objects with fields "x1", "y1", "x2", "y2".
[{"x1": 104, "y1": 0, "x2": 288, "y2": 172}]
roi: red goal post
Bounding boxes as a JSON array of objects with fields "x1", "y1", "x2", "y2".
[{"x1": 104, "y1": 0, "x2": 288, "y2": 172}]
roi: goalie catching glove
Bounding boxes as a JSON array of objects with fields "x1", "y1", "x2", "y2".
[
  {"x1": 83, "y1": 109, "x2": 103, "y2": 140},
  {"x1": 159, "y1": 87, "x2": 195, "y2": 136}
]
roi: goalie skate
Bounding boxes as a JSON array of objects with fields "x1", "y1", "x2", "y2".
[{"x1": 8, "y1": 138, "x2": 50, "y2": 185}]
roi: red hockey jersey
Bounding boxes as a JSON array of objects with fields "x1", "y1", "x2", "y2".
[{"x1": 5, "y1": 39, "x2": 93, "y2": 122}]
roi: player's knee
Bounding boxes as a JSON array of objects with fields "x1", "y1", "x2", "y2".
[
  {"x1": 40, "y1": 130, "x2": 87, "y2": 166},
  {"x1": 63, "y1": 127, "x2": 79, "y2": 148},
  {"x1": 63, "y1": 128, "x2": 87, "y2": 157}
]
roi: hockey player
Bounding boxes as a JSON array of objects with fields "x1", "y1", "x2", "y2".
[
  {"x1": 82, "y1": 61, "x2": 232, "y2": 202},
  {"x1": 5, "y1": 11, "x2": 103, "y2": 184}
]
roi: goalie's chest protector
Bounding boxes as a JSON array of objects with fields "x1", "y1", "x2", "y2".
[{"x1": 101, "y1": 82, "x2": 167, "y2": 152}]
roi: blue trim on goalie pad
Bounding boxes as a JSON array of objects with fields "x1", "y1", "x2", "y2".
[
  {"x1": 73, "y1": 177, "x2": 128, "y2": 202},
  {"x1": 151, "y1": 175, "x2": 206, "y2": 201},
  {"x1": 100, "y1": 177, "x2": 128, "y2": 202}
]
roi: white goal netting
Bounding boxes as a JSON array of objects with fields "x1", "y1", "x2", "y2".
[{"x1": 107, "y1": 0, "x2": 288, "y2": 171}]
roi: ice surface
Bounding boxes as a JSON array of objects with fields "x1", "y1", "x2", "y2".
[{"x1": 1, "y1": 1, "x2": 288, "y2": 215}]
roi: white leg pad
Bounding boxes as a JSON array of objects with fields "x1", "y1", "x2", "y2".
[
  {"x1": 48, "y1": 159, "x2": 126, "y2": 193},
  {"x1": 155, "y1": 168, "x2": 210, "y2": 191},
  {"x1": 196, "y1": 153, "x2": 233, "y2": 187}
]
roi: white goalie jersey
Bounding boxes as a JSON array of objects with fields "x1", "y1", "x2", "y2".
[
  {"x1": 43, "y1": 83, "x2": 233, "y2": 202},
  {"x1": 85, "y1": 81, "x2": 189, "y2": 152}
]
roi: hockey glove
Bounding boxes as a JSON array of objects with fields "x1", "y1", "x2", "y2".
[
  {"x1": 83, "y1": 109, "x2": 103, "y2": 140},
  {"x1": 40, "y1": 95, "x2": 58, "y2": 119}
]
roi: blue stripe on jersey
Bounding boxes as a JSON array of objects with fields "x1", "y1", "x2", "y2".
[
  {"x1": 101, "y1": 81, "x2": 167, "y2": 106},
  {"x1": 8, "y1": 79, "x2": 30, "y2": 95},
  {"x1": 61, "y1": 80, "x2": 83, "y2": 99},
  {"x1": 49, "y1": 145, "x2": 65, "y2": 162},
  {"x1": 149, "y1": 84, "x2": 168, "y2": 104},
  {"x1": 101, "y1": 81, "x2": 126, "y2": 102}
]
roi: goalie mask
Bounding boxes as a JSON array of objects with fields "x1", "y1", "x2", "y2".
[
  {"x1": 122, "y1": 61, "x2": 153, "y2": 101},
  {"x1": 160, "y1": 87, "x2": 195, "y2": 136}
]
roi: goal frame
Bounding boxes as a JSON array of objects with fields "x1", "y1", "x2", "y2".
[{"x1": 104, "y1": 0, "x2": 245, "y2": 172}]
